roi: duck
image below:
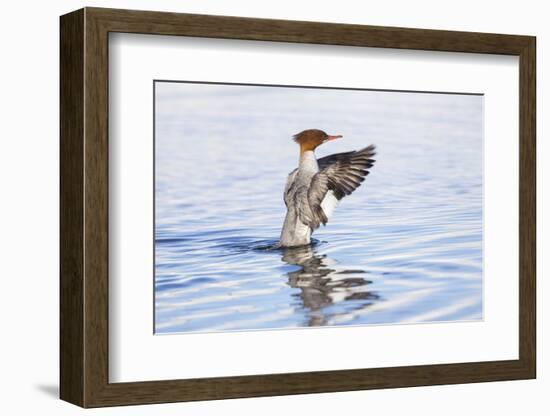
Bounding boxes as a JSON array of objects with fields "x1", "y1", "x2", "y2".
[{"x1": 279, "y1": 129, "x2": 376, "y2": 248}]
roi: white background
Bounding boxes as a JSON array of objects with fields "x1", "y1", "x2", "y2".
[
  {"x1": 0, "y1": 0, "x2": 545, "y2": 415},
  {"x1": 110, "y1": 34, "x2": 518, "y2": 382}
]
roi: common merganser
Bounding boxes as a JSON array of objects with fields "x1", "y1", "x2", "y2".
[{"x1": 279, "y1": 129, "x2": 376, "y2": 248}]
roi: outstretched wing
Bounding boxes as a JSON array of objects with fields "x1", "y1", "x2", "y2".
[
  {"x1": 317, "y1": 150, "x2": 357, "y2": 170},
  {"x1": 307, "y1": 145, "x2": 376, "y2": 229}
]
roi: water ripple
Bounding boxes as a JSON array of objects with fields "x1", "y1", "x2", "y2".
[{"x1": 154, "y1": 85, "x2": 483, "y2": 334}]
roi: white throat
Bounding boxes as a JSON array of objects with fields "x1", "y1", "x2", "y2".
[{"x1": 300, "y1": 150, "x2": 319, "y2": 173}]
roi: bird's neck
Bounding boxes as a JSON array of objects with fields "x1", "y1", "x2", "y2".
[{"x1": 299, "y1": 150, "x2": 318, "y2": 172}]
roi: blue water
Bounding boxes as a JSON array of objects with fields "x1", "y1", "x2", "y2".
[{"x1": 154, "y1": 82, "x2": 483, "y2": 334}]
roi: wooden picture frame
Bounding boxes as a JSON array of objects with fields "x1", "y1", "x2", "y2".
[{"x1": 60, "y1": 7, "x2": 536, "y2": 408}]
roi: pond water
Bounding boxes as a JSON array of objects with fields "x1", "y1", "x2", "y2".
[{"x1": 154, "y1": 82, "x2": 483, "y2": 334}]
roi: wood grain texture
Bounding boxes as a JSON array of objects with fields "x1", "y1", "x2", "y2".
[
  {"x1": 88, "y1": 7, "x2": 532, "y2": 54},
  {"x1": 83, "y1": 10, "x2": 110, "y2": 406},
  {"x1": 59, "y1": 7, "x2": 537, "y2": 408},
  {"x1": 518, "y1": 38, "x2": 536, "y2": 376},
  {"x1": 59, "y1": 8, "x2": 84, "y2": 406}
]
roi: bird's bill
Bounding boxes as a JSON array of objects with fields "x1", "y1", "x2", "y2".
[{"x1": 326, "y1": 134, "x2": 343, "y2": 141}]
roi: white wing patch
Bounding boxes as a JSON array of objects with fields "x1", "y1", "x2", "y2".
[{"x1": 320, "y1": 190, "x2": 339, "y2": 220}]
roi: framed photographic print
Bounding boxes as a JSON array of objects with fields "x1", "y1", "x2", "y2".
[{"x1": 60, "y1": 7, "x2": 536, "y2": 408}]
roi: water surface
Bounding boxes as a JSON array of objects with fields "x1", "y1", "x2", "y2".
[{"x1": 154, "y1": 82, "x2": 483, "y2": 334}]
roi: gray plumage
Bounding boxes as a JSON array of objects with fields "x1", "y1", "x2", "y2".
[{"x1": 279, "y1": 144, "x2": 376, "y2": 247}]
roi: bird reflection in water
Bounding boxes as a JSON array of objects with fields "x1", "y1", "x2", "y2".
[{"x1": 281, "y1": 245, "x2": 380, "y2": 326}]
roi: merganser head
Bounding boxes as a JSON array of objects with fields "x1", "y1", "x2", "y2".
[{"x1": 293, "y1": 129, "x2": 342, "y2": 153}]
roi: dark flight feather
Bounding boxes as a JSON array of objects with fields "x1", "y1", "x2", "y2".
[{"x1": 306, "y1": 145, "x2": 376, "y2": 229}]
